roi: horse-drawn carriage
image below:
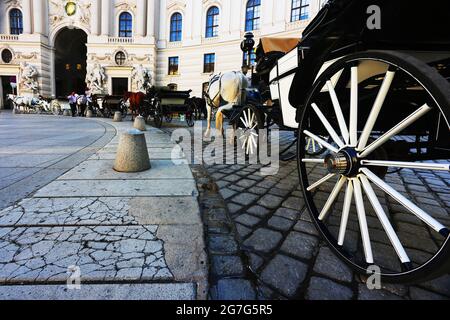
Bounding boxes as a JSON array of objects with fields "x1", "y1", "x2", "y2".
[
  {"x1": 149, "y1": 87, "x2": 196, "y2": 128},
  {"x1": 224, "y1": 0, "x2": 450, "y2": 283}
]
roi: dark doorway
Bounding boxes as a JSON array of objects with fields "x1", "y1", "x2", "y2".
[
  {"x1": 54, "y1": 28, "x2": 88, "y2": 98},
  {"x1": 112, "y1": 78, "x2": 128, "y2": 95},
  {"x1": 1, "y1": 76, "x2": 15, "y2": 109}
]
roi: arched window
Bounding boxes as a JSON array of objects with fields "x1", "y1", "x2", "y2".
[
  {"x1": 245, "y1": 0, "x2": 261, "y2": 31},
  {"x1": 170, "y1": 13, "x2": 183, "y2": 42},
  {"x1": 9, "y1": 9, "x2": 23, "y2": 35},
  {"x1": 205, "y1": 6, "x2": 219, "y2": 38},
  {"x1": 118, "y1": 12, "x2": 133, "y2": 37},
  {"x1": 291, "y1": 0, "x2": 310, "y2": 22}
]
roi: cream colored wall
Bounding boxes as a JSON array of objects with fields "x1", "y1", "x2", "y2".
[{"x1": 0, "y1": 0, "x2": 321, "y2": 99}]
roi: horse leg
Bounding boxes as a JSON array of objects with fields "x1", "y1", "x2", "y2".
[
  {"x1": 204, "y1": 104, "x2": 212, "y2": 138},
  {"x1": 215, "y1": 111, "x2": 224, "y2": 137}
]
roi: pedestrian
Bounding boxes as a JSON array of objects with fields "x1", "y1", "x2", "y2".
[{"x1": 67, "y1": 92, "x2": 78, "y2": 117}]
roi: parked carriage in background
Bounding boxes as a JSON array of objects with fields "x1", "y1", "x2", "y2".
[
  {"x1": 148, "y1": 87, "x2": 196, "y2": 128},
  {"x1": 100, "y1": 95, "x2": 128, "y2": 118},
  {"x1": 235, "y1": 0, "x2": 450, "y2": 283}
]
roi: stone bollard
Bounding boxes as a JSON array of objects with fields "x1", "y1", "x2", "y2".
[
  {"x1": 86, "y1": 109, "x2": 94, "y2": 118},
  {"x1": 113, "y1": 111, "x2": 123, "y2": 122},
  {"x1": 133, "y1": 115, "x2": 147, "y2": 131},
  {"x1": 63, "y1": 109, "x2": 71, "y2": 116},
  {"x1": 114, "y1": 129, "x2": 151, "y2": 173}
]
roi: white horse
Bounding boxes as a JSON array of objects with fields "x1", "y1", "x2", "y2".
[
  {"x1": 7, "y1": 94, "x2": 50, "y2": 113},
  {"x1": 204, "y1": 71, "x2": 250, "y2": 140}
]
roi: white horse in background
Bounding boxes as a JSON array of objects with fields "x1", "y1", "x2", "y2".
[
  {"x1": 204, "y1": 71, "x2": 250, "y2": 140},
  {"x1": 7, "y1": 94, "x2": 50, "y2": 113}
]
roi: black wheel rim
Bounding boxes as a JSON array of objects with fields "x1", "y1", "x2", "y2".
[{"x1": 297, "y1": 53, "x2": 450, "y2": 281}]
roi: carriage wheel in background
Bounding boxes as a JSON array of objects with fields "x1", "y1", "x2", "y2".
[
  {"x1": 236, "y1": 104, "x2": 265, "y2": 156},
  {"x1": 153, "y1": 100, "x2": 163, "y2": 128},
  {"x1": 297, "y1": 51, "x2": 450, "y2": 283}
]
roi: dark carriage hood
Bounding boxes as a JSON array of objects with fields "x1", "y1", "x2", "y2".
[{"x1": 289, "y1": 0, "x2": 450, "y2": 109}]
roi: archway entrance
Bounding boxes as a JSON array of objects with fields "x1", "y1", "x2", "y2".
[{"x1": 54, "y1": 28, "x2": 87, "y2": 98}]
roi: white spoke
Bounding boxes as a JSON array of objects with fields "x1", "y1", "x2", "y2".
[
  {"x1": 353, "y1": 178, "x2": 374, "y2": 264},
  {"x1": 311, "y1": 103, "x2": 345, "y2": 148},
  {"x1": 358, "y1": 71, "x2": 396, "y2": 150},
  {"x1": 302, "y1": 158, "x2": 325, "y2": 164},
  {"x1": 327, "y1": 80, "x2": 350, "y2": 144},
  {"x1": 359, "y1": 104, "x2": 432, "y2": 158},
  {"x1": 360, "y1": 168, "x2": 446, "y2": 234},
  {"x1": 338, "y1": 180, "x2": 354, "y2": 246},
  {"x1": 303, "y1": 130, "x2": 339, "y2": 153},
  {"x1": 359, "y1": 175, "x2": 411, "y2": 263},
  {"x1": 307, "y1": 173, "x2": 336, "y2": 192},
  {"x1": 243, "y1": 111, "x2": 249, "y2": 128},
  {"x1": 319, "y1": 176, "x2": 346, "y2": 221},
  {"x1": 361, "y1": 160, "x2": 450, "y2": 172},
  {"x1": 306, "y1": 138, "x2": 312, "y2": 151},
  {"x1": 249, "y1": 110, "x2": 254, "y2": 127},
  {"x1": 350, "y1": 66, "x2": 358, "y2": 146}
]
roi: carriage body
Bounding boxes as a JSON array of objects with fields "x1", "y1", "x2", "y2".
[{"x1": 150, "y1": 88, "x2": 195, "y2": 127}]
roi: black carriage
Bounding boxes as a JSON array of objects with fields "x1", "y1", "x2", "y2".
[
  {"x1": 99, "y1": 95, "x2": 128, "y2": 118},
  {"x1": 149, "y1": 87, "x2": 196, "y2": 128},
  {"x1": 235, "y1": 0, "x2": 450, "y2": 284}
]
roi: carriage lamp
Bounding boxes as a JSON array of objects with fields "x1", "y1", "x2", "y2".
[{"x1": 241, "y1": 32, "x2": 255, "y2": 72}]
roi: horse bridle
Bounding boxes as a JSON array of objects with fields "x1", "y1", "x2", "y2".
[{"x1": 204, "y1": 73, "x2": 222, "y2": 108}]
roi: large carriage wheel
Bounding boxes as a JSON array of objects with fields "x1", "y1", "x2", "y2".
[
  {"x1": 153, "y1": 100, "x2": 163, "y2": 128},
  {"x1": 236, "y1": 104, "x2": 265, "y2": 156},
  {"x1": 297, "y1": 51, "x2": 450, "y2": 283}
]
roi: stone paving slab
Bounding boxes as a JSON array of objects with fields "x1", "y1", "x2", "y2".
[
  {"x1": 58, "y1": 160, "x2": 193, "y2": 180},
  {"x1": 34, "y1": 179, "x2": 198, "y2": 198},
  {"x1": 0, "y1": 225, "x2": 172, "y2": 283},
  {"x1": 0, "y1": 283, "x2": 196, "y2": 300},
  {"x1": 0, "y1": 198, "x2": 137, "y2": 227}
]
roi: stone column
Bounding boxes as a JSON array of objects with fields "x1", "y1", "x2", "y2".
[
  {"x1": 158, "y1": 0, "x2": 167, "y2": 42},
  {"x1": 136, "y1": 0, "x2": 147, "y2": 36},
  {"x1": 21, "y1": 0, "x2": 32, "y2": 34},
  {"x1": 90, "y1": 0, "x2": 100, "y2": 36},
  {"x1": 101, "y1": 0, "x2": 110, "y2": 36},
  {"x1": 146, "y1": 0, "x2": 155, "y2": 37},
  {"x1": 32, "y1": 0, "x2": 44, "y2": 35}
]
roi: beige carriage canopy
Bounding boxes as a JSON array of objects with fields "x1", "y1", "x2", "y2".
[{"x1": 259, "y1": 37, "x2": 300, "y2": 54}]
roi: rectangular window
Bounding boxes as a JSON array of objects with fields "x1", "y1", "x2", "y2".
[
  {"x1": 291, "y1": 0, "x2": 310, "y2": 22},
  {"x1": 168, "y1": 57, "x2": 179, "y2": 75},
  {"x1": 203, "y1": 53, "x2": 215, "y2": 73}
]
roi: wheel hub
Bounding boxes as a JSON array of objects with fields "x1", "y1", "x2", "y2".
[{"x1": 325, "y1": 148, "x2": 359, "y2": 177}]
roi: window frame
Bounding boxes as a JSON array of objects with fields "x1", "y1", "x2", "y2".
[
  {"x1": 245, "y1": 0, "x2": 261, "y2": 32},
  {"x1": 203, "y1": 53, "x2": 216, "y2": 74},
  {"x1": 118, "y1": 12, "x2": 133, "y2": 38},
  {"x1": 168, "y1": 56, "x2": 180, "y2": 75},
  {"x1": 291, "y1": 0, "x2": 310, "y2": 22},
  {"x1": 205, "y1": 6, "x2": 220, "y2": 38},
  {"x1": 9, "y1": 8, "x2": 23, "y2": 35},
  {"x1": 170, "y1": 12, "x2": 183, "y2": 42}
]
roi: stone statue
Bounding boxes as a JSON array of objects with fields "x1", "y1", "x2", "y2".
[
  {"x1": 132, "y1": 64, "x2": 152, "y2": 93},
  {"x1": 86, "y1": 63, "x2": 106, "y2": 94},
  {"x1": 20, "y1": 62, "x2": 39, "y2": 93}
]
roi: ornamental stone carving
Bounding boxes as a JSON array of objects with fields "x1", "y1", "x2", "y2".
[{"x1": 20, "y1": 62, "x2": 39, "y2": 93}]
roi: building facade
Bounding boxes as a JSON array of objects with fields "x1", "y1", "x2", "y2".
[{"x1": 0, "y1": 0, "x2": 324, "y2": 109}]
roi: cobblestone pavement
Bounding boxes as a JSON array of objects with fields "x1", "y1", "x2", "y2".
[
  {"x1": 163, "y1": 120, "x2": 450, "y2": 300},
  {"x1": 0, "y1": 116, "x2": 206, "y2": 300}
]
